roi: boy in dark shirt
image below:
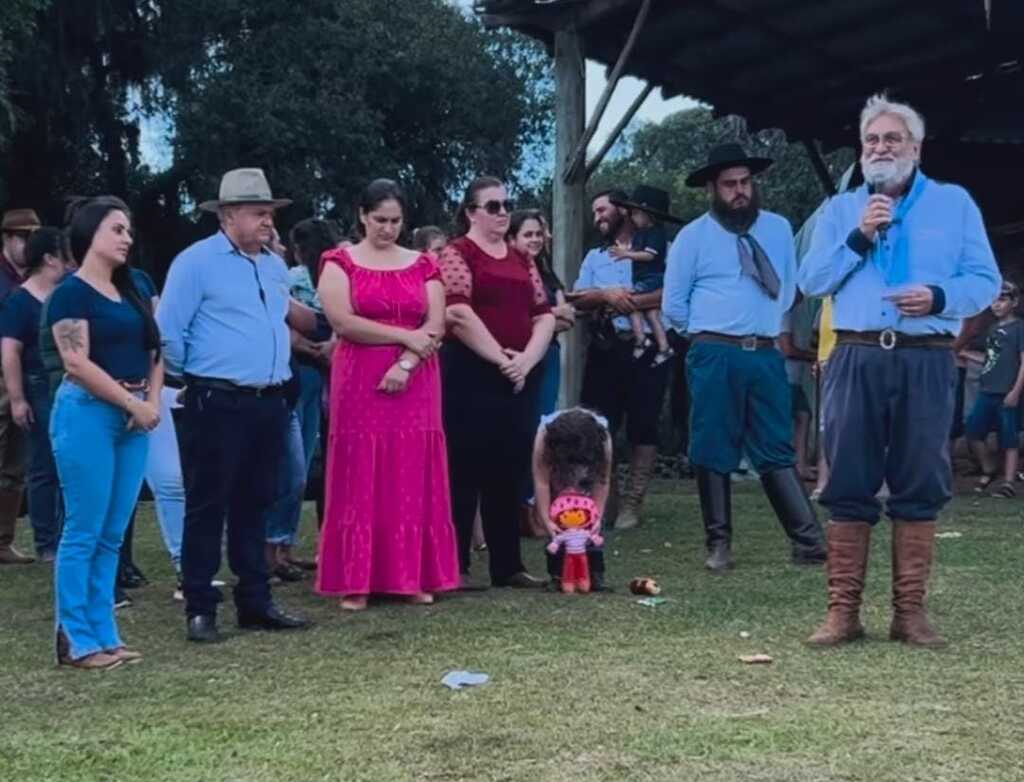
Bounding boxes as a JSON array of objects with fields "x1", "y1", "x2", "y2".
[
  {"x1": 965, "y1": 281, "x2": 1024, "y2": 497},
  {"x1": 609, "y1": 187, "x2": 675, "y2": 366}
]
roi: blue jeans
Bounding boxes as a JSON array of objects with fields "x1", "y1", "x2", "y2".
[
  {"x1": 144, "y1": 388, "x2": 185, "y2": 569},
  {"x1": 51, "y1": 382, "x2": 149, "y2": 659},
  {"x1": 265, "y1": 409, "x2": 306, "y2": 545},
  {"x1": 24, "y1": 372, "x2": 62, "y2": 556},
  {"x1": 294, "y1": 362, "x2": 323, "y2": 477}
]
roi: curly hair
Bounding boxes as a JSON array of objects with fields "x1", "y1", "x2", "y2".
[{"x1": 542, "y1": 408, "x2": 610, "y2": 494}]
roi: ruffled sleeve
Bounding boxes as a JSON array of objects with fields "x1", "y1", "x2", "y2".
[
  {"x1": 526, "y1": 257, "x2": 552, "y2": 317},
  {"x1": 439, "y1": 242, "x2": 473, "y2": 306},
  {"x1": 319, "y1": 247, "x2": 354, "y2": 277},
  {"x1": 419, "y1": 253, "x2": 442, "y2": 283}
]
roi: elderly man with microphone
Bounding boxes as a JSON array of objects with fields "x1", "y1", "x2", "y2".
[{"x1": 799, "y1": 94, "x2": 1000, "y2": 649}]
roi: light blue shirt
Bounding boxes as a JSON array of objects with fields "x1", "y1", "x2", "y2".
[
  {"x1": 798, "y1": 173, "x2": 1000, "y2": 334},
  {"x1": 573, "y1": 246, "x2": 658, "y2": 333},
  {"x1": 663, "y1": 210, "x2": 797, "y2": 337},
  {"x1": 157, "y1": 231, "x2": 292, "y2": 386}
]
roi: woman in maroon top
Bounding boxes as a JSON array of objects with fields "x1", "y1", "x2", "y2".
[{"x1": 440, "y1": 176, "x2": 555, "y2": 589}]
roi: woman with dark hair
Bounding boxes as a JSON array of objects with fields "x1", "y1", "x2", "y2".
[
  {"x1": 0, "y1": 228, "x2": 77, "y2": 561},
  {"x1": 316, "y1": 179, "x2": 458, "y2": 611},
  {"x1": 48, "y1": 197, "x2": 162, "y2": 669},
  {"x1": 440, "y1": 177, "x2": 555, "y2": 589}
]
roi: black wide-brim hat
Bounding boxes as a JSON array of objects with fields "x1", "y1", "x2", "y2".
[
  {"x1": 609, "y1": 184, "x2": 685, "y2": 224},
  {"x1": 685, "y1": 142, "x2": 774, "y2": 187}
]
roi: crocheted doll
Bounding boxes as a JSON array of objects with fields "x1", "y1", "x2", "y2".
[{"x1": 546, "y1": 492, "x2": 604, "y2": 593}]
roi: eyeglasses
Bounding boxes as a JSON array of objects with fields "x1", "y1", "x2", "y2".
[
  {"x1": 470, "y1": 199, "x2": 513, "y2": 216},
  {"x1": 862, "y1": 132, "x2": 909, "y2": 149}
]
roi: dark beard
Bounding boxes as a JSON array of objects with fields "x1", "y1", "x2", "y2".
[
  {"x1": 711, "y1": 188, "x2": 760, "y2": 233},
  {"x1": 597, "y1": 211, "x2": 625, "y2": 244}
]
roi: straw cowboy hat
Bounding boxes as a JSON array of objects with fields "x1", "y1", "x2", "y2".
[
  {"x1": 198, "y1": 168, "x2": 292, "y2": 213},
  {"x1": 685, "y1": 142, "x2": 774, "y2": 187},
  {"x1": 1, "y1": 209, "x2": 42, "y2": 233},
  {"x1": 610, "y1": 185, "x2": 685, "y2": 224}
]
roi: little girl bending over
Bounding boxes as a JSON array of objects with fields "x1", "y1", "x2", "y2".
[{"x1": 532, "y1": 407, "x2": 613, "y2": 592}]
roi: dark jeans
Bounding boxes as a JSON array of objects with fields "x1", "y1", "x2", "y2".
[
  {"x1": 24, "y1": 372, "x2": 62, "y2": 555},
  {"x1": 179, "y1": 384, "x2": 289, "y2": 618},
  {"x1": 442, "y1": 342, "x2": 540, "y2": 583},
  {"x1": 821, "y1": 344, "x2": 956, "y2": 524}
]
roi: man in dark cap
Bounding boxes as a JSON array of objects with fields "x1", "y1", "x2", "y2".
[{"x1": 663, "y1": 143, "x2": 825, "y2": 572}]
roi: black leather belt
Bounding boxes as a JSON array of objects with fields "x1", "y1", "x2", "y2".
[
  {"x1": 835, "y1": 330, "x2": 955, "y2": 351},
  {"x1": 187, "y1": 376, "x2": 284, "y2": 397},
  {"x1": 692, "y1": 332, "x2": 775, "y2": 351}
]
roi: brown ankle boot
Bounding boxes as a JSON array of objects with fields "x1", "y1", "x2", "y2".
[
  {"x1": 0, "y1": 487, "x2": 33, "y2": 565},
  {"x1": 889, "y1": 521, "x2": 946, "y2": 648},
  {"x1": 807, "y1": 521, "x2": 871, "y2": 646},
  {"x1": 616, "y1": 445, "x2": 656, "y2": 530}
]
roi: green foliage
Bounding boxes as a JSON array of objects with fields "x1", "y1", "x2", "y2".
[
  {"x1": 590, "y1": 107, "x2": 855, "y2": 233},
  {"x1": 0, "y1": 0, "x2": 50, "y2": 145}
]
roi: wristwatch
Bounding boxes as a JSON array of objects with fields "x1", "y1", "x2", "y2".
[{"x1": 398, "y1": 358, "x2": 415, "y2": 372}]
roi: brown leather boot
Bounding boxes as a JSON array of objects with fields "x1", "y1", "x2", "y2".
[
  {"x1": 0, "y1": 487, "x2": 33, "y2": 565},
  {"x1": 889, "y1": 521, "x2": 946, "y2": 648},
  {"x1": 616, "y1": 445, "x2": 656, "y2": 530},
  {"x1": 807, "y1": 521, "x2": 871, "y2": 646}
]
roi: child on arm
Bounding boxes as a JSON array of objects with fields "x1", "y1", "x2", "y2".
[
  {"x1": 964, "y1": 281, "x2": 1024, "y2": 498},
  {"x1": 532, "y1": 408, "x2": 613, "y2": 592}
]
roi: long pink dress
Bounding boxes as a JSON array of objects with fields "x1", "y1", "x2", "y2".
[{"x1": 316, "y1": 249, "x2": 459, "y2": 596}]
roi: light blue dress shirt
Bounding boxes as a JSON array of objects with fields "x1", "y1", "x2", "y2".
[
  {"x1": 798, "y1": 173, "x2": 1000, "y2": 334},
  {"x1": 662, "y1": 211, "x2": 797, "y2": 337},
  {"x1": 573, "y1": 246, "x2": 659, "y2": 333},
  {"x1": 157, "y1": 231, "x2": 292, "y2": 387}
]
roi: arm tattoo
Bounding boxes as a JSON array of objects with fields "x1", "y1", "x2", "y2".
[{"x1": 55, "y1": 320, "x2": 87, "y2": 354}]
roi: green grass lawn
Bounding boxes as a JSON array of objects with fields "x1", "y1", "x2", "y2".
[{"x1": 3, "y1": 481, "x2": 1024, "y2": 782}]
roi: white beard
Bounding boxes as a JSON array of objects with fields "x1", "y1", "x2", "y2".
[{"x1": 861, "y1": 156, "x2": 916, "y2": 190}]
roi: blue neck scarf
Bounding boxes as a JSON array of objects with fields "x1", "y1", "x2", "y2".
[{"x1": 871, "y1": 170, "x2": 928, "y2": 287}]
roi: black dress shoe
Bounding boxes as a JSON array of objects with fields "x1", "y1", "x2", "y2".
[
  {"x1": 237, "y1": 605, "x2": 309, "y2": 631},
  {"x1": 791, "y1": 545, "x2": 827, "y2": 566},
  {"x1": 495, "y1": 571, "x2": 547, "y2": 589},
  {"x1": 187, "y1": 615, "x2": 220, "y2": 643},
  {"x1": 704, "y1": 543, "x2": 735, "y2": 573},
  {"x1": 272, "y1": 563, "x2": 306, "y2": 582},
  {"x1": 590, "y1": 573, "x2": 613, "y2": 593}
]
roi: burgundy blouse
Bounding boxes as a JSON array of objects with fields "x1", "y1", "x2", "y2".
[{"x1": 439, "y1": 236, "x2": 551, "y2": 352}]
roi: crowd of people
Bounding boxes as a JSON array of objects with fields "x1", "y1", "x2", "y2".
[{"x1": 0, "y1": 92, "x2": 1005, "y2": 670}]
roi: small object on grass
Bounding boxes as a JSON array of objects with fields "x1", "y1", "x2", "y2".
[
  {"x1": 935, "y1": 532, "x2": 963, "y2": 539},
  {"x1": 636, "y1": 597, "x2": 668, "y2": 607},
  {"x1": 629, "y1": 578, "x2": 661, "y2": 596},
  {"x1": 738, "y1": 654, "x2": 773, "y2": 665},
  {"x1": 739, "y1": 631, "x2": 751, "y2": 639},
  {"x1": 441, "y1": 671, "x2": 489, "y2": 690}
]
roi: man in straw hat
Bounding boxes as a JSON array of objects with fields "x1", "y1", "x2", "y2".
[
  {"x1": 663, "y1": 143, "x2": 826, "y2": 572},
  {"x1": 799, "y1": 94, "x2": 1000, "y2": 648},
  {"x1": 158, "y1": 168, "x2": 310, "y2": 642},
  {"x1": 0, "y1": 208, "x2": 41, "y2": 564}
]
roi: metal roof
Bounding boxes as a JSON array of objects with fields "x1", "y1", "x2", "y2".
[{"x1": 477, "y1": 0, "x2": 1024, "y2": 147}]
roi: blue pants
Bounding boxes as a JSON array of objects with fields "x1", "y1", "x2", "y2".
[
  {"x1": 51, "y1": 382, "x2": 148, "y2": 660},
  {"x1": 24, "y1": 372, "x2": 62, "y2": 556},
  {"x1": 522, "y1": 343, "x2": 561, "y2": 502},
  {"x1": 143, "y1": 388, "x2": 185, "y2": 569},
  {"x1": 265, "y1": 409, "x2": 306, "y2": 545},
  {"x1": 965, "y1": 392, "x2": 1020, "y2": 450},
  {"x1": 820, "y1": 344, "x2": 955, "y2": 524},
  {"x1": 294, "y1": 363, "x2": 323, "y2": 479},
  {"x1": 686, "y1": 342, "x2": 795, "y2": 474}
]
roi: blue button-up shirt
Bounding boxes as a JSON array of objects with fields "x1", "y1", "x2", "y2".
[
  {"x1": 573, "y1": 246, "x2": 662, "y2": 333},
  {"x1": 156, "y1": 231, "x2": 292, "y2": 386},
  {"x1": 663, "y1": 210, "x2": 797, "y2": 337},
  {"x1": 798, "y1": 173, "x2": 1000, "y2": 334}
]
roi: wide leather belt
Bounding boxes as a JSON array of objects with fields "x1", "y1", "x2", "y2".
[
  {"x1": 692, "y1": 332, "x2": 775, "y2": 351},
  {"x1": 187, "y1": 375, "x2": 284, "y2": 397},
  {"x1": 835, "y1": 330, "x2": 955, "y2": 351}
]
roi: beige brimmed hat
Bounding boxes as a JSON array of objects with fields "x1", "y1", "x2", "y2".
[
  {"x1": 199, "y1": 168, "x2": 292, "y2": 212},
  {"x1": 1, "y1": 209, "x2": 42, "y2": 233}
]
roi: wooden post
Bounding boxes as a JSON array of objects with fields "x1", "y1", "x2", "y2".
[{"x1": 553, "y1": 25, "x2": 586, "y2": 406}]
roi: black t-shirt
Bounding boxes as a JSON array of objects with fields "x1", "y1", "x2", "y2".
[
  {"x1": 0, "y1": 287, "x2": 44, "y2": 374},
  {"x1": 631, "y1": 224, "x2": 667, "y2": 276},
  {"x1": 980, "y1": 319, "x2": 1024, "y2": 394},
  {"x1": 45, "y1": 276, "x2": 151, "y2": 381}
]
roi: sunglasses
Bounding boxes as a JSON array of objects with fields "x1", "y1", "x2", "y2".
[{"x1": 470, "y1": 199, "x2": 513, "y2": 216}]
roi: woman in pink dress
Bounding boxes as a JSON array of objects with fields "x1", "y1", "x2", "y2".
[{"x1": 316, "y1": 179, "x2": 459, "y2": 611}]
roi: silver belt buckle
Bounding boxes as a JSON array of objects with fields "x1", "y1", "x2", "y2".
[
  {"x1": 741, "y1": 335, "x2": 758, "y2": 352},
  {"x1": 879, "y1": 329, "x2": 897, "y2": 351}
]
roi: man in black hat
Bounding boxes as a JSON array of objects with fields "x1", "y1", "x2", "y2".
[
  {"x1": 663, "y1": 143, "x2": 825, "y2": 571},
  {"x1": 568, "y1": 189, "x2": 674, "y2": 530}
]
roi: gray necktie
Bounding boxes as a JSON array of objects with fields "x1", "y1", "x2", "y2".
[{"x1": 737, "y1": 233, "x2": 780, "y2": 300}]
